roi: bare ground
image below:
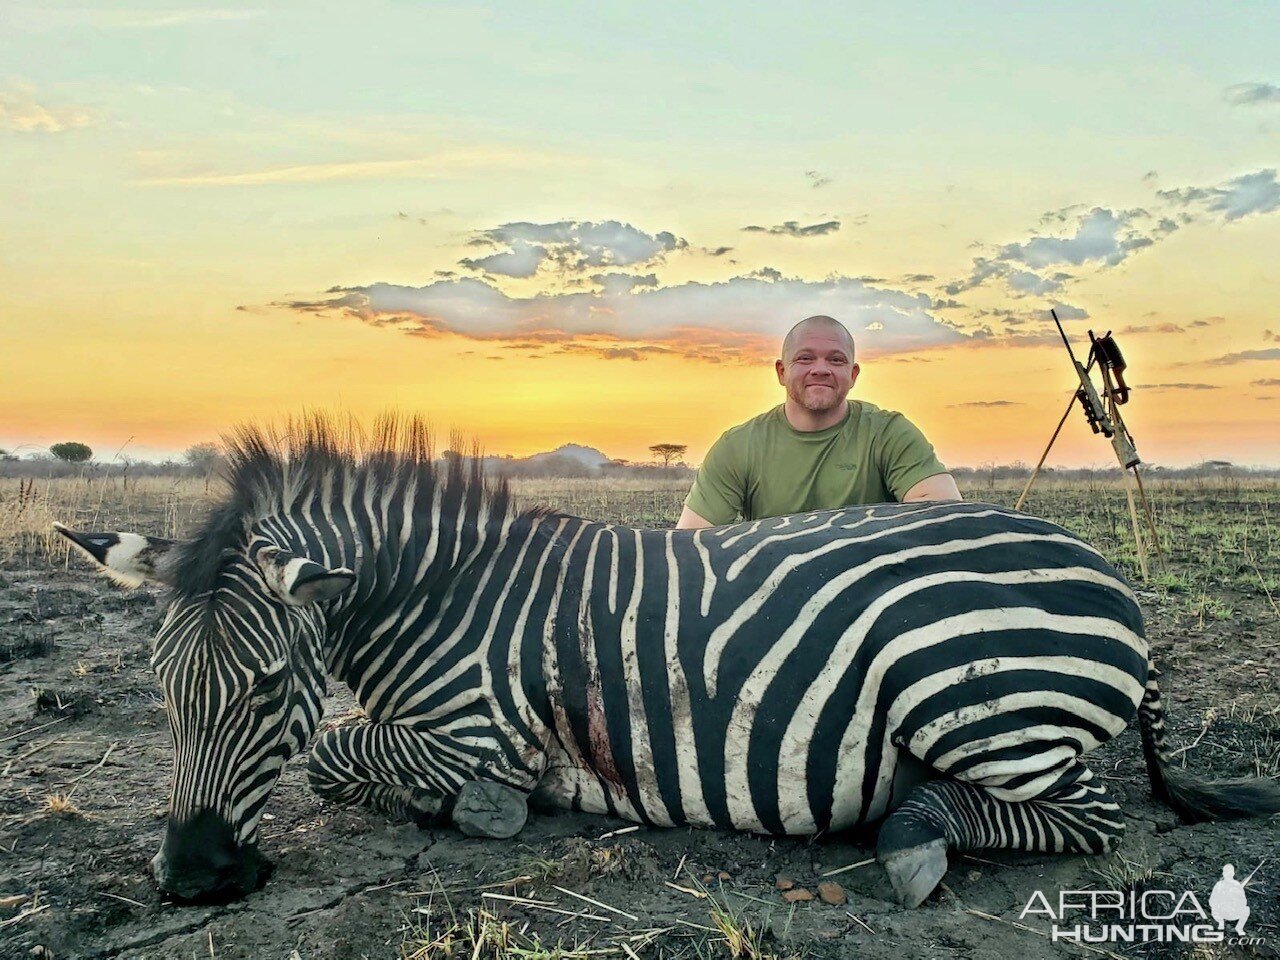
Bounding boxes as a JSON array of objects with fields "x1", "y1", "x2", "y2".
[{"x1": 1, "y1": 552, "x2": 1278, "y2": 960}]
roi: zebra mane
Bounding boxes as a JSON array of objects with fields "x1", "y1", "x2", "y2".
[{"x1": 168, "y1": 413, "x2": 523, "y2": 602}]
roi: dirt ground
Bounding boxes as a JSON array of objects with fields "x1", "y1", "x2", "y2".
[{"x1": 2, "y1": 486, "x2": 1278, "y2": 959}]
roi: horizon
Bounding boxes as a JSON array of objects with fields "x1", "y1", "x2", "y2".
[
  {"x1": 5, "y1": 435, "x2": 1279, "y2": 474},
  {"x1": 3, "y1": 3, "x2": 1278, "y2": 469}
]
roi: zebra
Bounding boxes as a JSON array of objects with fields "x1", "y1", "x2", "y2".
[{"x1": 54, "y1": 417, "x2": 1280, "y2": 906}]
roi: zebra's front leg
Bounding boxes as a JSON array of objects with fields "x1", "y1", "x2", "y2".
[
  {"x1": 307, "y1": 723, "x2": 533, "y2": 838},
  {"x1": 877, "y1": 763, "x2": 1124, "y2": 907}
]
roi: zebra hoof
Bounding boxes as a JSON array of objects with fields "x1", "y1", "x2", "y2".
[
  {"x1": 452, "y1": 781, "x2": 528, "y2": 839},
  {"x1": 879, "y1": 837, "x2": 948, "y2": 908}
]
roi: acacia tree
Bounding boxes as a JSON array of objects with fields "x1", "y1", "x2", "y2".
[
  {"x1": 649, "y1": 443, "x2": 687, "y2": 468},
  {"x1": 184, "y1": 442, "x2": 223, "y2": 473},
  {"x1": 50, "y1": 442, "x2": 93, "y2": 463}
]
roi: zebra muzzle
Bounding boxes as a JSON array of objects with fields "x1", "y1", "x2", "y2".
[{"x1": 151, "y1": 809, "x2": 274, "y2": 903}]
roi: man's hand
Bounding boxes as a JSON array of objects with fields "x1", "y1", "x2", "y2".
[
  {"x1": 902, "y1": 473, "x2": 962, "y2": 503},
  {"x1": 676, "y1": 505, "x2": 716, "y2": 530}
]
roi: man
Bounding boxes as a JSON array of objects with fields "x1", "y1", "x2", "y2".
[{"x1": 677, "y1": 315, "x2": 960, "y2": 529}]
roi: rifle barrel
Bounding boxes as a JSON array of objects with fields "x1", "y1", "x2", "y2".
[{"x1": 1051, "y1": 308, "x2": 1082, "y2": 367}]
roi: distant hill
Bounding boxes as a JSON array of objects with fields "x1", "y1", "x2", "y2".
[{"x1": 525, "y1": 443, "x2": 611, "y2": 469}]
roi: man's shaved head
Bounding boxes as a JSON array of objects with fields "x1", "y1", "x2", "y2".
[{"x1": 781, "y1": 315, "x2": 856, "y2": 362}]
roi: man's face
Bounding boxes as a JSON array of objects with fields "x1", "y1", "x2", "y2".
[{"x1": 775, "y1": 326, "x2": 859, "y2": 413}]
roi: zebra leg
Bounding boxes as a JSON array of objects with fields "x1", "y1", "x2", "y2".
[
  {"x1": 306, "y1": 722, "x2": 531, "y2": 837},
  {"x1": 877, "y1": 763, "x2": 1124, "y2": 907}
]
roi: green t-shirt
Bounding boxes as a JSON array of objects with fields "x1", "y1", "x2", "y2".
[{"x1": 685, "y1": 401, "x2": 947, "y2": 524}]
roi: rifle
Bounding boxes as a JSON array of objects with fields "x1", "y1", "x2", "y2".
[
  {"x1": 1051, "y1": 310, "x2": 1140, "y2": 468},
  {"x1": 1015, "y1": 309, "x2": 1164, "y2": 578}
]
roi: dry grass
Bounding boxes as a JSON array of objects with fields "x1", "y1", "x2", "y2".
[
  {"x1": 0, "y1": 475, "x2": 213, "y2": 568},
  {"x1": 42, "y1": 793, "x2": 80, "y2": 816}
]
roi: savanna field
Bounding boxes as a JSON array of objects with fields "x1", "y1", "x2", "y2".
[{"x1": 0, "y1": 473, "x2": 1277, "y2": 960}]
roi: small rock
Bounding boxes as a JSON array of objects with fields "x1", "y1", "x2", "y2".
[
  {"x1": 817, "y1": 881, "x2": 846, "y2": 905},
  {"x1": 701, "y1": 873, "x2": 714, "y2": 884},
  {"x1": 717, "y1": 870, "x2": 731, "y2": 881},
  {"x1": 775, "y1": 876, "x2": 795, "y2": 891},
  {"x1": 782, "y1": 887, "x2": 814, "y2": 903},
  {"x1": 967, "y1": 870, "x2": 982, "y2": 882}
]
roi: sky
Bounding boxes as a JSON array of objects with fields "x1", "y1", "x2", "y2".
[{"x1": 2, "y1": 1, "x2": 1278, "y2": 468}]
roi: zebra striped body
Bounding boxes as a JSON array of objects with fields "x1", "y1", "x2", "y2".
[
  {"x1": 303, "y1": 495, "x2": 1146, "y2": 836},
  {"x1": 60, "y1": 422, "x2": 1277, "y2": 906},
  {"x1": 524, "y1": 504, "x2": 1145, "y2": 835}
]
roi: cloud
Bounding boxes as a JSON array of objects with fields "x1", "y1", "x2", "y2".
[
  {"x1": 589, "y1": 273, "x2": 660, "y2": 294},
  {"x1": 741, "y1": 220, "x2": 841, "y2": 238},
  {"x1": 1142, "y1": 170, "x2": 1158, "y2": 183},
  {"x1": 1253, "y1": 378, "x2": 1280, "y2": 387},
  {"x1": 12, "y1": 8, "x2": 268, "y2": 29},
  {"x1": 1224, "y1": 83, "x2": 1280, "y2": 106},
  {"x1": 1158, "y1": 168, "x2": 1280, "y2": 221},
  {"x1": 805, "y1": 170, "x2": 832, "y2": 189},
  {"x1": 556, "y1": 342, "x2": 673, "y2": 362},
  {"x1": 1041, "y1": 303, "x2": 1089, "y2": 321},
  {"x1": 901, "y1": 274, "x2": 935, "y2": 283},
  {"x1": 1203, "y1": 347, "x2": 1280, "y2": 365},
  {"x1": 0, "y1": 84, "x2": 92, "y2": 133},
  {"x1": 459, "y1": 239, "x2": 546, "y2": 279},
  {"x1": 1006, "y1": 269, "x2": 1064, "y2": 296},
  {"x1": 944, "y1": 205, "x2": 1185, "y2": 297},
  {"x1": 948, "y1": 400, "x2": 1021, "y2": 408},
  {"x1": 998, "y1": 208, "x2": 1156, "y2": 269},
  {"x1": 703, "y1": 246, "x2": 734, "y2": 257},
  {"x1": 1139, "y1": 383, "x2": 1220, "y2": 391},
  {"x1": 137, "y1": 151, "x2": 550, "y2": 186},
  {"x1": 1264, "y1": 329, "x2": 1280, "y2": 342},
  {"x1": 277, "y1": 272, "x2": 968, "y2": 363},
  {"x1": 1118, "y1": 322, "x2": 1186, "y2": 335},
  {"x1": 943, "y1": 169, "x2": 1279, "y2": 302},
  {"x1": 459, "y1": 221, "x2": 686, "y2": 278}
]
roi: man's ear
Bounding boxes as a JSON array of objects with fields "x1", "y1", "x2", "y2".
[
  {"x1": 849, "y1": 361, "x2": 861, "y2": 387},
  {"x1": 775, "y1": 358, "x2": 786, "y2": 386},
  {"x1": 253, "y1": 544, "x2": 357, "y2": 606},
  {"x1": 53, "y1": 522, "x2": 181, "y2": 587}
]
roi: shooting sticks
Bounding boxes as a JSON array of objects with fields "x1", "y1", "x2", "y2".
[{"x1": 1014, "y1": 310, "x2": 1166, "y2": 580}]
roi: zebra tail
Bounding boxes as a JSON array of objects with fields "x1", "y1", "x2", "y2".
[{"x1": 1138, "y1": 660, "x2": 1280, "y2": 823}]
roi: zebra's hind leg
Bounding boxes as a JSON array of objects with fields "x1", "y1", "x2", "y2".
[{"x1": 877, "y1": 763, "x2": 1124, "y2": 907}]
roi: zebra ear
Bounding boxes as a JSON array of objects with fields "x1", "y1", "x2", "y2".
[
  {"x1": 253, "y1": 545, "x2": 356, "y2": 607},
  {"x1": 53, "y1": 522, "x2": 181, "y2": 588}
]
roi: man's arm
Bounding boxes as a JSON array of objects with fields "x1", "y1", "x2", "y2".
[
  {"x1": 902, "y1": 472, "x2": 962, "y2": 502},
  {"x1": 676, "y1": 505, "x2": 716, "y2": 530},
  {"x1": 679, "y1": 433, "x2": 745, "y2": 528},
  {"x1": 877, "y1": 413, "x2": 958, "y2": 503}
]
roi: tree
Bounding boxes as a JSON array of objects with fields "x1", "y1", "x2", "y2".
[
  {"x1": 0, "y1": 449, "x2": 17, "y2": 462},
  {"x1": 50, "y1": 442, "x2": 92, "y2": 463},
  {"x1": 184, "y1": 442, "x2": 223, "y2": 474},
  {"x1": 649, "y1": 443, "x2": 687, "y2": 468}
]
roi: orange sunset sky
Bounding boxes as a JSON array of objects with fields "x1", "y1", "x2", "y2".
[{"x1": 2, "y1": 3, "x2": 1278, "y2": 468}]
